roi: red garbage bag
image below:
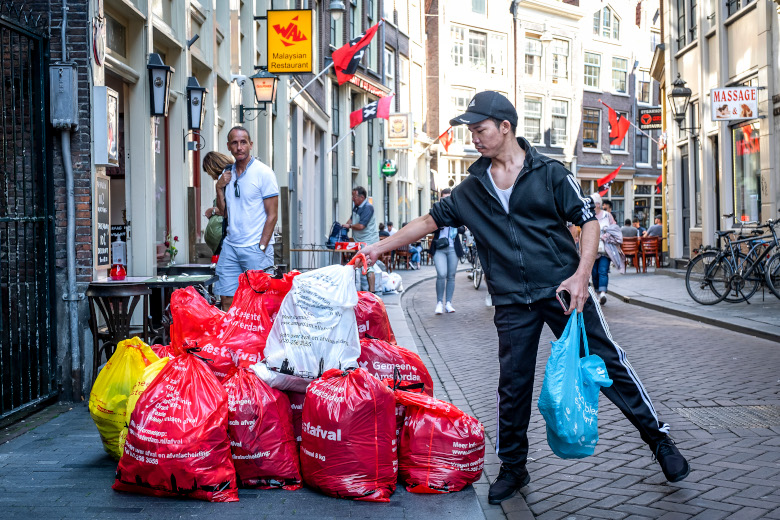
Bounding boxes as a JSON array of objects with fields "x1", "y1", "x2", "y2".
[
  {"x1": 113, "y1": 347, "x2": 239, "y2": 502},
  {"x1": 394, "y1": 390, "x2": 485, "y2": 494},
  {"x1": 357, "y1": 338, "x2": 433, "y2": 396},
  {"x1": 355, "y1": 292, "x2": 396, "y2": 343},
  {"x1": 169, "y1": 287, "x2": 225, "y2": 352},
  {"x1": 151, "y1": 344, "x2": 178, "y2": 359},
  {"x1": 222, "y1": 367, "x2": 301, "y2": 490},
  {"x1": 285, "y1": 391, "x2": 306, "y2": 445},
  {"x1": 301, "y1": 368, "x2": 397, "y2": 502}
]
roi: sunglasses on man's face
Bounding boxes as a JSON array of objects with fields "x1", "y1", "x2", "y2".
[{"x1": 234, "y1": 178, "x2": 240, "y2": 198}]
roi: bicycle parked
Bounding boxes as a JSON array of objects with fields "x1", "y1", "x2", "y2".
[{"x1": 685, "y1": 217, "x2": 780, "y2": 305}]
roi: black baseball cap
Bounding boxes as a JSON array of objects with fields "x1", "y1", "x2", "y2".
[{"x1": 449, "y1": 91, "x2": 518, "y2": 128}]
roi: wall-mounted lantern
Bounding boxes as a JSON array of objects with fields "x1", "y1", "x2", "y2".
[
  {"x1": 328, "y1": 0, "x2": 346, "y2": 21},
  {"x1": 147, "y1": 53, "x2": 174, "y2": 117},
  {"x1": 239, "y1": 68, "x2": 279, "y2": 123},
  {"x1": 186, "y1": 76, "x2": 208, "y2": 131}
]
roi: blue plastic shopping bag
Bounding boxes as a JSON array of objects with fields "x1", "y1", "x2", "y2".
[{"x1": 537, "y1": 310, "x2": 613, "y2": 459}]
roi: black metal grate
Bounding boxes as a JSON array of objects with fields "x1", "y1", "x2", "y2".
[
  {"x1": 0, "y1": 2, "x2": 55, "y2": 419},
  {"x1": 674, "y1": 406, "x2": 780, "y2": 429}
]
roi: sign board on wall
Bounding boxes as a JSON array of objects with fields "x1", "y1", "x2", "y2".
[
  {"x1": 267, "y1": 10, "x2": 313, "y2": 74},
  {"x1": 93, "y1": 86, "x2": 120, "y2": 166},
  {"x1": 95, "y1": 174, "x2": 111, "y2": 268},
  {"x1": 384, "y1": 113, "x2": 413, "y2": 150},
  {"x1": 637, "y1": 107, "x2": 662, "y2": 130},
  {"x1": 711, "y1": 86, "x2": 759, "y2": 121}
]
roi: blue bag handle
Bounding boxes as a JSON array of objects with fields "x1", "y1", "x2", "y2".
[{"x1": 573, "y1": 310, "x2": 590, "y2": 358}]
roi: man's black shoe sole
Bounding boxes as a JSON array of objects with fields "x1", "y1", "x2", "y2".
[
  {"x1": 488, "y1": 473, "x2": 531, "y2": 505},
  {"x1": 666, "y1": 465, "x2": 691, "y2": 483}
]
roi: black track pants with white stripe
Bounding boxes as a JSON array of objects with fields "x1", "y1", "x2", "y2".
[{"x1": 493, "y1": 289, "x2": 669, "y2": 470}]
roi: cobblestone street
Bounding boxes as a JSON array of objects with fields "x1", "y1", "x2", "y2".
[{"x1": 405, "y1": 274, "x2": 780, "y2": 520}]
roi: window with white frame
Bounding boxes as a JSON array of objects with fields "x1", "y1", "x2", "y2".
[
  {"x1": 677, "y1": 0, "x2": 697, "y2": 49},
  {"x1": 524, "y1": 97, "x2": 542, "y2": 144},
  {"x1": 399, "y1": 56, "x2": 410, "y2": 113},
  {"x1": 451, "y1": 26, "x2": 465, "y2": 67},
  {"x1": 524, "y1": 36, "x2": 542, "y2": 80},
  {"x1": 584, "y1": 52, "x2": 600, "y2": 88},
  {"x1": 593, "y1": 7, "x2": 620, "y2": 39},
  {"x1": 610, "y1": 111, "x2": 628, "y2": 152},
  {"x1": 489, "y1": 34, "x2": 506, "y2": 76},
  {"x1": 468, "y1": 30, "x2": 487, "y2": 72},
  {"x1": 612, "y1": 57, "x2": 628, "y2": 93},
  {"x1": 367, "y1": 0, "x2": 378, "y2": 70},
  {"x1": 451, "y1": 87, "x2": 475, "y2": 144},
  {"x1": 472, "y1": 0, "x2": 486, "y2": 15},
  {"x1": 636, "y1": 131, "x2": 650, "y2": 164},
  {"x1": 583, "y1": 108, "x2": 600, "y2": 149},
  {"x1": 551, "y1": 100, "x2": 569, "y2": 146},
  {"x1": 638, "y1": 76, "x2": 651, "y2": 103},
  {"x1": 552, "y1": 39, "x2": 569, "y2": 79},
  {"x1": 384, "y1": 47, "x2": 394, "y2": 85}
]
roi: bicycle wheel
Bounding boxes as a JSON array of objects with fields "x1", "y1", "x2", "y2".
[
  {"x1": 473, "y1": 257, "x2": 483, "y2": 290},
  {"x1": 764, "y1": 252, "x2": 780, "y2": 299},
  {"x1": 723, "y1": 253, "x2": 760, "y2": 303},
  {"x1": 685, "y1": 252, "x2": 731, "y2": 305}
]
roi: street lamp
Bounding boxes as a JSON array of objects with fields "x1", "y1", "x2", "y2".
[
  {"x1": 667, "y1": 73, "x2": 692, "y2": 128},
  {"x1": 239, "y1": 68, "x2": 279, "y2": 123},
  {"x1": 329, "y1": 0, "x2": 346, "y2": 21},
  {"x1": 147, "y1": 53, "x2": 174, "y2": 117},
  {"x1": 186, "y1": 76, "x2": 208, "y2": 131}
]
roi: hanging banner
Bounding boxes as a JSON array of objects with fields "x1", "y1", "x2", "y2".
[
  {"x1": 711, "y1": 86, "x2": 758, "y2": 121},
  {"x1": 95, "y1": 174, "x2": 111, "y2": 268},
  {"x1": 384, "y1": 113, "x2": 413, "y2": 150},
  {"x1": 267, "y1": 9, "x2": 313, "y2": 74}
]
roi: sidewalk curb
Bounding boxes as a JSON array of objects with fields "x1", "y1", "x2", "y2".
[{"x1": 608, "y1": 289, "x2": 780, "y2": 343}]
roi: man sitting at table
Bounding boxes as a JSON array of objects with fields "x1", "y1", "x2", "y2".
[{"x1": 213, "y1": 126, "x2": 279, "y2": 310}]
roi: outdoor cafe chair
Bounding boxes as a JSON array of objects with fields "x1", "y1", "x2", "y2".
[
  {"x1": 86, "y1": 282, "x2": 151, "y2": 384},
  {"x1": 621, "y1": 236, "x2": 641, "y2": 273},
  {"x1": 394, "y1": 244, "x2": 412, "y2": 270},
  {"x1": 640, "y1": 236, "x2": 661, "y2": 273}
]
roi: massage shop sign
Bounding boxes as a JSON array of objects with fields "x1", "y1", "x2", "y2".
[
  {"x1": 267, "y1": 10, "x2": 313, "y2": 74},
  {"x1": 710, "y1": 86, "x2": 758, "y2": 121}
]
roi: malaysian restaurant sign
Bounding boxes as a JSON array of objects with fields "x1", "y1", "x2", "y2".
[
  {"x1": 267, "y1": 10, "x2": 313, "y2": 74},
  {"x1": 711, "y1": 86, "x2": 758, "y2": 121}
]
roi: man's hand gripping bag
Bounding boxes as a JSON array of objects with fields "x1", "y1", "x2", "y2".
[
  {"x1": 301, "y1": 368, "x2": 397, "y2": 502},
  {"x1": 89, "y1": 337, "x2": 159, "y2": 460},
  {"x1": 394, "y1": 390, "x2": 485, "y2": 493},
  {"x1": 254, "y1": 256, "x2": 367, "y2": 391},
  {"x1": 113, "y1": 347, "x2": 239, "y2": 502},
  {"x1": 537, "y1": 310, "x2": 613, "y2": 459},
  {"x1": 355, "y1": 291, "x2": 397, "y2": 343},
  {"x1": 222, "y1": 367, "x2": 301, "y2": 489}
]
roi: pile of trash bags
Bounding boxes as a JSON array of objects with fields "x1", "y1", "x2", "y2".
[{"x1": 89, "y1": 260, "x2": 485, "y2": 503}]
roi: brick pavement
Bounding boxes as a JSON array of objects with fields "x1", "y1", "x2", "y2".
[{"x1": 404, "y1": 274, "x2": 780, "y2": 520}]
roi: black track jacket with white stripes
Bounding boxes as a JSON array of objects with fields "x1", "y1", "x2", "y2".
[{"x1": 430, "y1": 137, "x2": 596, "y2": 306}]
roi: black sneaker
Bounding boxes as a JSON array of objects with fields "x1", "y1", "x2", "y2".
[
  {"x1": 653, "y1": 437, "x2": 690, "y2": 482},
  {"x1": 488, "y1": 465, "x2": 531, "y2": 504}
]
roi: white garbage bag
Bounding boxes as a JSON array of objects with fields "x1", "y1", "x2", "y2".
[
  {"x1": 253, "y1": 260, "x2": 363, "y2": 388},
  {"x1": 384, "y1": 272, "x2": 403, "y2": 293}
]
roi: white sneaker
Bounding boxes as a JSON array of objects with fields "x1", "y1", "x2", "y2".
[
  {"x1": 599, "y1": 291, "x2": 607, "y2": 305},
  {"x1": 445, "y1": 302, "x2": 455, "y2": 313},
  {"x1": 435, "y1": 301, "x2": 444, "y2": 315}
]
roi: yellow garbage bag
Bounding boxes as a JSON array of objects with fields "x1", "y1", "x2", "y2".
[
  {"x1": 117, "y1": 355, "x2": 170, "y2": 457},
  {"x1": 89, "y1": 337, "x2": 159, "y2": 460}
]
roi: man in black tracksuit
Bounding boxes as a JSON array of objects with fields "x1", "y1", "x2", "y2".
[{"x1": 358, "y1": 91, "x2": 690, "y2": 503}]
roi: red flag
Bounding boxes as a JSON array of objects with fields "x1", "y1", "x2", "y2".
[
  {"x1": 607, "y1": 105, "x2": 630, "y2": 146},
  {"x1": 655, "y1": 174, "x2": 662, "y2": 194},
  {"x1": 597, "y1": 164, "x2": 622, "y2": 196},
  {"x1": 332, "y1": 21, "x2": 383, "y2": 85},
  {"x1": 438, "y1": 127, "x2": 453, "y2": 153},
  {"x1": 349, "y1": 94, "x2": 394, "y2": 128}
]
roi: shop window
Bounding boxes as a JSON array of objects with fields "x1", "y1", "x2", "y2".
[
  {"x1": 733, "y1": 122, "x2": 761, "y2": 224},
  {"x1": 584, "y1": 52, "x2": 600, "y2": 88},
  {"x1": 583, "y1": 108, "x2": 600, "y2": 149}
]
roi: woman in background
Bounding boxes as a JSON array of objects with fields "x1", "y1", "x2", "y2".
[{"x1": 430, "y1": 189, "x2": 464, "y2": 314}]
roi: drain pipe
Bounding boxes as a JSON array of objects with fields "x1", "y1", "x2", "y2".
[{"x1": 52, "y1": 0, "x2": 82, "y2": 399}]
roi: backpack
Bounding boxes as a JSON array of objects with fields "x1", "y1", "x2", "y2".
[{"x1": 326, "y1": 221, "x2": 349, "y2": 249}]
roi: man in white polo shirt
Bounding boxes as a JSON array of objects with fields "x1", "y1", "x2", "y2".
[{"x1": 214, "y1": 126, "x2": 279, "y2": 310}]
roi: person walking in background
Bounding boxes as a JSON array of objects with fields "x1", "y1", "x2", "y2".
[
  {"x1": 344, "y1": 186, "x2": 379, "y2": 292},
  {"x1": 213, "y1": 126, "x2": 279, "y2": 311},
  {"x1": 203, "y1": 151, "x2": 234, "y2": 255},
  {"x1": 429, "y1": 189, "x2": 464, "y2": 313},
  {"x1": 355, "y1": 91, "x2": 689, "y2": 503},
  {"x1": 621, "y1": 218, "x2": 639, "y2": 237},
  {"x1": 591, "y1": 193, "x2": 616, "y2": 305}
]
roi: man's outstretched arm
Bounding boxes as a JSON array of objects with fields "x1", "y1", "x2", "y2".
[{"x1": 356, "y1": 214, "x2": 439, "y2": 267}]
